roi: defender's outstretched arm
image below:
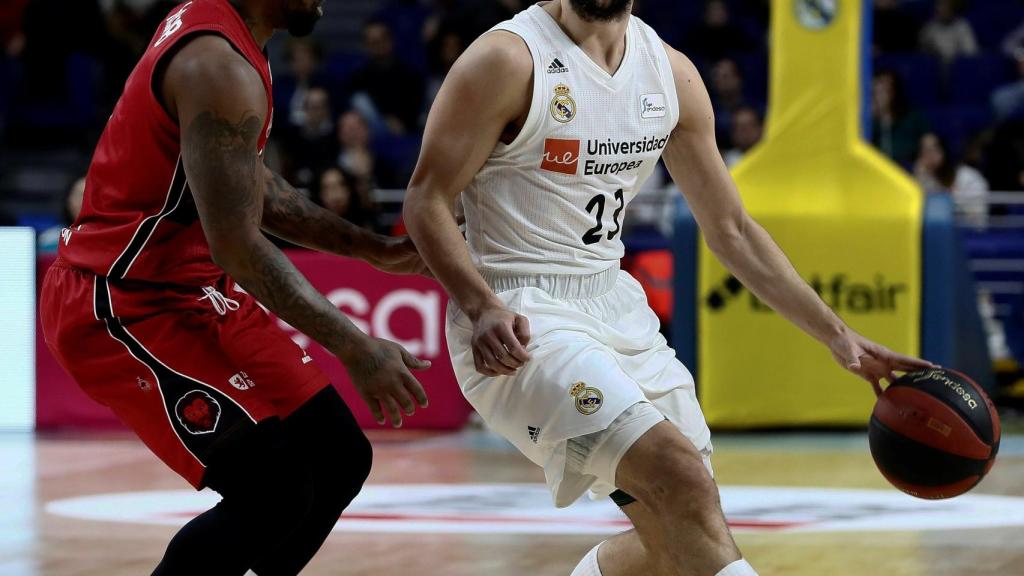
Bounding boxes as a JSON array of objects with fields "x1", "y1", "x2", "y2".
[
  {"x1": 261, "y1": 166, "x2": 427, "y2": 276},
  {"x1": 164, "y1": 35, "x2": 427, "y2": 426}
]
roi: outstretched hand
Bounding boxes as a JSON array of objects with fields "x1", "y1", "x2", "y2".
[
  {"x1": 829, "y1": 328, "x2": 935, "y2": 394},
  {"x1": 344, "y1": 337, "x2": 431, "y2": 428}
]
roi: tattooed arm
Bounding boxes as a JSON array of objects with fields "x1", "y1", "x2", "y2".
[
  {"x1": 160, "y1": 35, "x2": 428, "y2": 426},
  {"x1": 261, "y1": 168, "x2": 427, "y2": 275}
]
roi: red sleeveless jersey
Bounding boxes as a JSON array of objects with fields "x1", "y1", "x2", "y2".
[{"x1": 59, "y1": 0, "x2": 273, "y2": 286}]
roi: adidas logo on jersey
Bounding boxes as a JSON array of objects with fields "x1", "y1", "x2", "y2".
[{"x1": 547, "y1": 58, "x2": 568, "y2": 74}]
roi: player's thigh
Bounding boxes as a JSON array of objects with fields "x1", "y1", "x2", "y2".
[{"x1": 107, "y1": 311, "x2": 291, "y2": 486}]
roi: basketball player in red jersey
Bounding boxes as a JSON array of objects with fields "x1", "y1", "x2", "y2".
[{"x1": 39, "y1": 0, "x2": 430, "y2": 573}]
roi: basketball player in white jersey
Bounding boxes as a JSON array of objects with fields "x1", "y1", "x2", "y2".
[{"x1": 404, "y1": 1, "x2": 932, "y2": 575}]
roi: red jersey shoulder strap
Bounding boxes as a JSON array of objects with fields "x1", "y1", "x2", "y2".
[{"x1": 146, "y1": 0, "x2": 274, "y2": 147}]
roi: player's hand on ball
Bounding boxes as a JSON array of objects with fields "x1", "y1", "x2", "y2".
[
  {"x1": 828, "y1": 327, "x2": 935, "y2": 392},
  {"x1": 346, "y1": 337, "x2": 430, "y2": 427},
  {"x1": 471, "y1": 306, "x2": 531, "y2": 377}
]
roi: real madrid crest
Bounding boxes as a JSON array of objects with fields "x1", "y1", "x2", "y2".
[
  {"x1": 794, "y1": 0, "x2": 837, "y2": 30},
  {"x1": 550, "y1": 84, "x2": 577, "y2": 124},
  {"x1": 570, "y1": 382, "x2": 603, "y2": 416}
]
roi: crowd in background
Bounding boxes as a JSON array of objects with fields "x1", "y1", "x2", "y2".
[{"x1": 0, "y1": 0, "x2": 1023, "y2": 239}]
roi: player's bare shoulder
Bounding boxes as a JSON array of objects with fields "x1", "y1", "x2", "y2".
[
  {"x1": 437, "y1": 29, "x2": 534, "y2": 132},
  {"x1": 461, "y1": 29, "x2": 533, "y2": 86},
  {"x1": 159, "y1": 34, "x2": 266, "y2": 123},
  {"x1": 661, "y1": 43, "x2": 715, "y2": 134}
]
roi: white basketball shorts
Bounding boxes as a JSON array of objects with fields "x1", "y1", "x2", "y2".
[{"x1": 446, "y1": 265, "x2": 713, "y2": 507}]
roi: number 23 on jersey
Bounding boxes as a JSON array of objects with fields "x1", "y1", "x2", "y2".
[{"x1": 582, "y1": 189, "x2": 625, "y2": 245}]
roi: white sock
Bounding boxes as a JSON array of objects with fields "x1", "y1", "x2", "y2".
[
  {"x1": 569, "y1": 542, "x2": 604, "y2": 576},
  {"x1": 716, "y1": 559, "x2": 758, "y2": 576}
]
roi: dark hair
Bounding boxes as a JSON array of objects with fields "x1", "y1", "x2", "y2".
[
  {"x1": 875, "y1": 69, "x2": 911, "y2": 118},
  {"x1": 922, "y1": 133, "x2": 958, "y2": 189},
  {"x1": 316, "y1": 167, "x2": 366, "y2": 222}
]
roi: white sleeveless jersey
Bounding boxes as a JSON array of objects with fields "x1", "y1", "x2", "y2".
[{"x1": 462, "y1": 4, "x2": 679, "y2": 276}]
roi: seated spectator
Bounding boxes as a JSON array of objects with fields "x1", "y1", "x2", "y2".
[
  {"x1": 0, "y1": 0, "x2": 28, "y2": 56},
  {"x1": 38, "y1": 175, "x2": 85, "y2": 252},
  {"x1": 686, "y1": 0, "x2": 754, "y2": 62},
  {"x1": 282, "y1": 86, "x2": 338, "y2": 189},
  {"x1": 276, "y1": 38, "x2": 327, "y2": 130},
  {"x1": 992, "y1": 50, "x2": 1024, "y2": 121},
  {"x1": 424, "y1": 0, "x2": 522, "y2": 52},
  {"x1": 10, "y1": 0, "x2": 109, "y2": 145},
  {"x1": 348, "y1": 19, "x2": 425, "y2": 134},
  {"x1": 374, "y1": 0, "x2": 433, "y2": 71},
  {"x1": 873, "y1": 0, "x2": 921, "y2": 54},
  {"x1": 985, "y1": 119, "x2": 1024, "y2": 191},
  {"x1": 920, "y1": 0, "x2": 978, "y2": 62},
  {"x1": 723, "y1": 106, "x2": 763, "y2": 167},
  {"x1": 872, "y1": 70, "x2": 929, "y2": 168},
  {"x1": 336, "y1": 109, "x2": 386, "y2": 205},
  {"x1": 425, "y1": 26, "x2": 466, "y2": 109},
  {"x1": 318, "y1": 167, "x2": 373, "y2": 229},
  {"x1": 1003, "y1": 19, "x2": 1024, "y2": 57},
  {"x1": 709, "y1": 58, "x2": 750, "y2": 147},
  {"x1": 915, "y1": 132, "x2": 989, "y2": 227}
]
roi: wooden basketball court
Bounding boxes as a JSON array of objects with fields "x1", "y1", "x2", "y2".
[{"x1": 2, "y1": 426, "x2": 1022, "y2": 576}]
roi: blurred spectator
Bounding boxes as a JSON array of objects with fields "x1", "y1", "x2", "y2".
[
  {"x1": 318, "y1": 167, "x2": 372, "y2": 229},
  {"x1": 709, "y1": 58, "x2": 749, "y2": 148},
  {"x1": 915, "y1": 132, "x2": 989, "y2": 227},
  {"x1": 985, "y1": 120, "x2": 1024, "y2": 191},
  {"x1": 992, "y1": 52, "x2": 1024, "y2": 121},
  {"x1": 686, "y1": 0, "x2": 753, "y2": 62},
  {"x1": 424, "y1": 0, "x2": 522, "y2": 51},
  {"x1": 723, "y1": 106, "x2": 763, "y2": 167},
  {"x1": 871, "y1": 70, "x2": 929, "y2": 168},
  {"x1": 277, "y1": 38, "x2": 327, "y2": 130},
  {"x1": 0, "y1": 0, "x2": 28, "y2": 56},
  {"x1": 282, "y1": 86, "x2": 338, "y2": 189},
  {"x1": 336, "y1": 109, "x2": 383, "y2": 205},
  {"x1": 873, "y1": 0, "x2": 920, "y2": 54},
  {"x1": 13, "y1": 0, "x2": 109, "y2": 130},
  {"x1": 920, "y1": 0, "x2": 978, "y2": 62},
  {"x1": 425, "y1": 28, "x2": 465, "y2": 108},
  {"x1": 7, "y1": 0, "x2": 157, "y2": 144},
  {"x1": 38, "y1": 176, "x2": 85, "y2": 252},
  {"x1": 374, "y1": 0, "x2": 433, "y2": 71},
  {"x1": 633, "y1": 0, "x2": 688, "y2": 48},
  {"x1": 1003, "y1": 19, "x2": 1024, "y2": 57},
  {"x1": 348, "y1": 19, "x2": 425, "y2": 134}
]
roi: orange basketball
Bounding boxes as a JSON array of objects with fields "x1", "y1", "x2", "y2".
[{"x1": 869, "y1": 369, "x2": 1000, "y2": 500}]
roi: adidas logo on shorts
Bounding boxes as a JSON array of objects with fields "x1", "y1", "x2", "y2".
[
  {"x1": 527, "y1": 426, "x2": 541, "y2": 443},
  {"x1": 547, "y1": 58, "x2": 568, "y2": 74}
]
